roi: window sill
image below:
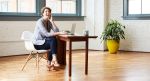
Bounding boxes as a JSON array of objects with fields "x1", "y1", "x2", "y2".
[
  {"x1": 123, "y1": 15, "x2": 150, "y2": 20},
  {"x1": 0, "y1": 15, "x2": 85, "y2": 21}
]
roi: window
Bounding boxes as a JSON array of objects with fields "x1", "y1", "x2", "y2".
[
  {"x1": 0, "y1": 0, "x2": 36, "y2": 13},
  {"x1": 0, "y1": 0, "x2": 82, "y2": 20},
  {"x1": 46, "y1": 0, "x2": 76, "y2": 14},
  {"x1": 46, "y1": 0, "x2": 81, "y2": 16},
  {"x1": 123, "y1": 0, "x2": 150, "y2": 20}
]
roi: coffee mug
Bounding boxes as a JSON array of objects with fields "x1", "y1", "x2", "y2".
[{"x1": 83, "y1": 30, "x2": 89, "y2": 36}]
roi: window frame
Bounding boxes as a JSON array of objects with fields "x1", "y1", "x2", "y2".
[
  {"x1": 123, "y1": 0, "x2": 150, "y2": 20},
  {"x1": 0, "y1": 0, "x2": 83, "y2": 21}
]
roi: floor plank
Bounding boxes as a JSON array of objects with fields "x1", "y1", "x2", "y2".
[{"x1": 1, "y1": 51, "x2": 150, "y2": 81}]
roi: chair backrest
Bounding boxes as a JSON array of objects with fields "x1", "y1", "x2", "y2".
[
  {"x1": 21, "y1": 31, "x2": 33, "y2": 41},
  {"x1": 21, "y1": 31, "x2": 36, "y2": 51}
]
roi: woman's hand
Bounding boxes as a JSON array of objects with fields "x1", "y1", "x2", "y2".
[
  {"x1": 53, "y1": 32, "x2": 67, "y2": 36},
  {"x1": 49, "y1": 15, "x2": 53, "y2": 22}
]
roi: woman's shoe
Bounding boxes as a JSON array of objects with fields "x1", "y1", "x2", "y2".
[
  {"x1": 54, "y1": 62, "x2": 60, "y2": 67},
  {"x1": 49, "y1": 66, "x2": 56, "y2": 71},
  {"x1": 52, "y1": 54, "x2": 60, "y2": 67},
  {"x1": 51, "y1": 60, "x2": 60, "y2": 67},
  {"x1": 47, "y1": 64, "x2": 57, "y2": 71},
  {"x1": 46, "y1": 64, "x2": 52, "y2": 71}
]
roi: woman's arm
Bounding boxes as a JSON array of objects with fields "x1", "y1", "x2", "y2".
[
  {"x1": 51, "y1": 21, "x2": 59, "y2": 32},
  {"x1": 37, "y1": 19, "x2": 54, "y2": 37},
  {"x1": 49, "y1": 15, "x2": 66, "y2": 35},
  {"x1": 49, "y1": 15, "x2": 59, "y2": 32}
]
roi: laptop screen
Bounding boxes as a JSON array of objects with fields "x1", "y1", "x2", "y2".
[{"x1": 70, "y1": 23, "x2": 76, "y2": 35}]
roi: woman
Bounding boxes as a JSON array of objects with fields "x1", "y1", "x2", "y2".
[{"x1": 32, "y1": 7, "x2": 64, "y2": 70}]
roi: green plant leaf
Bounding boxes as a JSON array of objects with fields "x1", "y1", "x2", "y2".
[{"x1": 100, "y1": 20, "x2": 125, "y2": 41}]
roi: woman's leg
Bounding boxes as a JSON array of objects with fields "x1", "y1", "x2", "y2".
[
  {"x1": 49, "y1": 37, "x2": 57, "y2": 54},
  {"x1": 44, "y1": 37, "x2": 57, "y2": 61},
  {"x1": 48, "y1": 37, "x2": 59, "y2": 66},
  {"x1": 34, "y1": 37, "x2": 59, "y2": 67},
  {"x1": 34, "y1": 39, "x2": 52, "y2": 64}
]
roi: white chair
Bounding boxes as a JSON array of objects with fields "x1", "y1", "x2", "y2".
[{"x1": 21, "y1": 31, "x2": 48, "y2": 70}]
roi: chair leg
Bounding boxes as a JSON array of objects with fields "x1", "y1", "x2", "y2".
[
  {"x1": 21, "y1": 52, "x2": 33, "y2": 71},
  {"x1": 22, "y1": 51, "x2": 48, "y2": 71},
  {"x1": 36, "y1": 53, "x2": 37, "y2": 67},
  {"x1": 36, "y1": 52, "x2": 40, "y2": 70},
  {"x1": 36, "y1": 52, "x2": 48, "y2": 70}
]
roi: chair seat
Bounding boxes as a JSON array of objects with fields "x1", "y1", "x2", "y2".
[{"x1": 32, "y1": 50, "x2": 48, "y2": 53}]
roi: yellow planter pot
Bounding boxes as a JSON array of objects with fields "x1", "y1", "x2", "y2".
[{"x1": 107, "y1": 40, "x2": 119, "y2": 54}]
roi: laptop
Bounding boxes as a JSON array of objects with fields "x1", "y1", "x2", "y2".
[{"x1": 65, "y1": 23, "x2": 76, "y2": 35}]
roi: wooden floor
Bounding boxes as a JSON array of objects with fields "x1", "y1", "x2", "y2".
[{"x1": 1, "y1": 51, "x2": 150, "y2": 81}]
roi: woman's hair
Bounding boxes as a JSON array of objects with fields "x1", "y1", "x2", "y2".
[
  {"x1": 40, "y1": 7, "x2": 52, "y2": 32},
  {"x1": 41, "y1": 7, "x2": 51, "y2": 15}
]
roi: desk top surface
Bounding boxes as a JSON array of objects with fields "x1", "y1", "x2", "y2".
[
  {"x1": 57, "y1": 35, "x2": 97, "y2": 41},
  {"x1": 58, "y1": 35, "x2": 98, "y2": 38}
]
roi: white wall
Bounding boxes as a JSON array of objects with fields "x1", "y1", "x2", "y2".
[
  {"x1": 2, "y1": 0, "x2": 149, "y2": 56},
  {"x1": 0, "y1": 0, "x2": 107, "y2": 56},
  {"x1": 109, "y1": 0, "x2": 150, "y2": 52},
  {"x1": 84, "y1": 0, "x2": 107, "y2": 50},
  {"x1": 0, "y1": 21, "x2": 35, "y2": 56},
  {"x1": 0, "y1": 21, "x2": 85, "y2": 56}
]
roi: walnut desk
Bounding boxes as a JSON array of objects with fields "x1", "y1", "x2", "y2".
[{"x1": 57, "y1": 35, "x2": 97, "y2": 77}]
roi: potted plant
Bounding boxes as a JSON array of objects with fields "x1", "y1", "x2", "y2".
[{"x1": 100, "y1": 20, "x2": 125, "y2": 54}]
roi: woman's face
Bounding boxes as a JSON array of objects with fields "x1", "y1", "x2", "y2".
[{"x1": 42, "y1": 9, "x2": 51, "y2": 20}]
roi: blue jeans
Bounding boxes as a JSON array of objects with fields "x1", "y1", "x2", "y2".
[{"x1": 34, "y1": 37, "x2": 57, "y2": 61}]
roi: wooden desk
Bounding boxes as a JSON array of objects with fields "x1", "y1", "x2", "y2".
[{"x1": 56, "y1": 35, "x2": 97, "y2": 77}]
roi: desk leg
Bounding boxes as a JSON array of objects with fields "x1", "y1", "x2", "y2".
[
  {"x1": 57, "y1": 39, "x2": 66, "y2": 65},
  {"x1": 85, "y1": 39, "x2": 88, "y2": 75},
  {"x1": 69, "y1": 40, "x2": 72, "y2": 77}
]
